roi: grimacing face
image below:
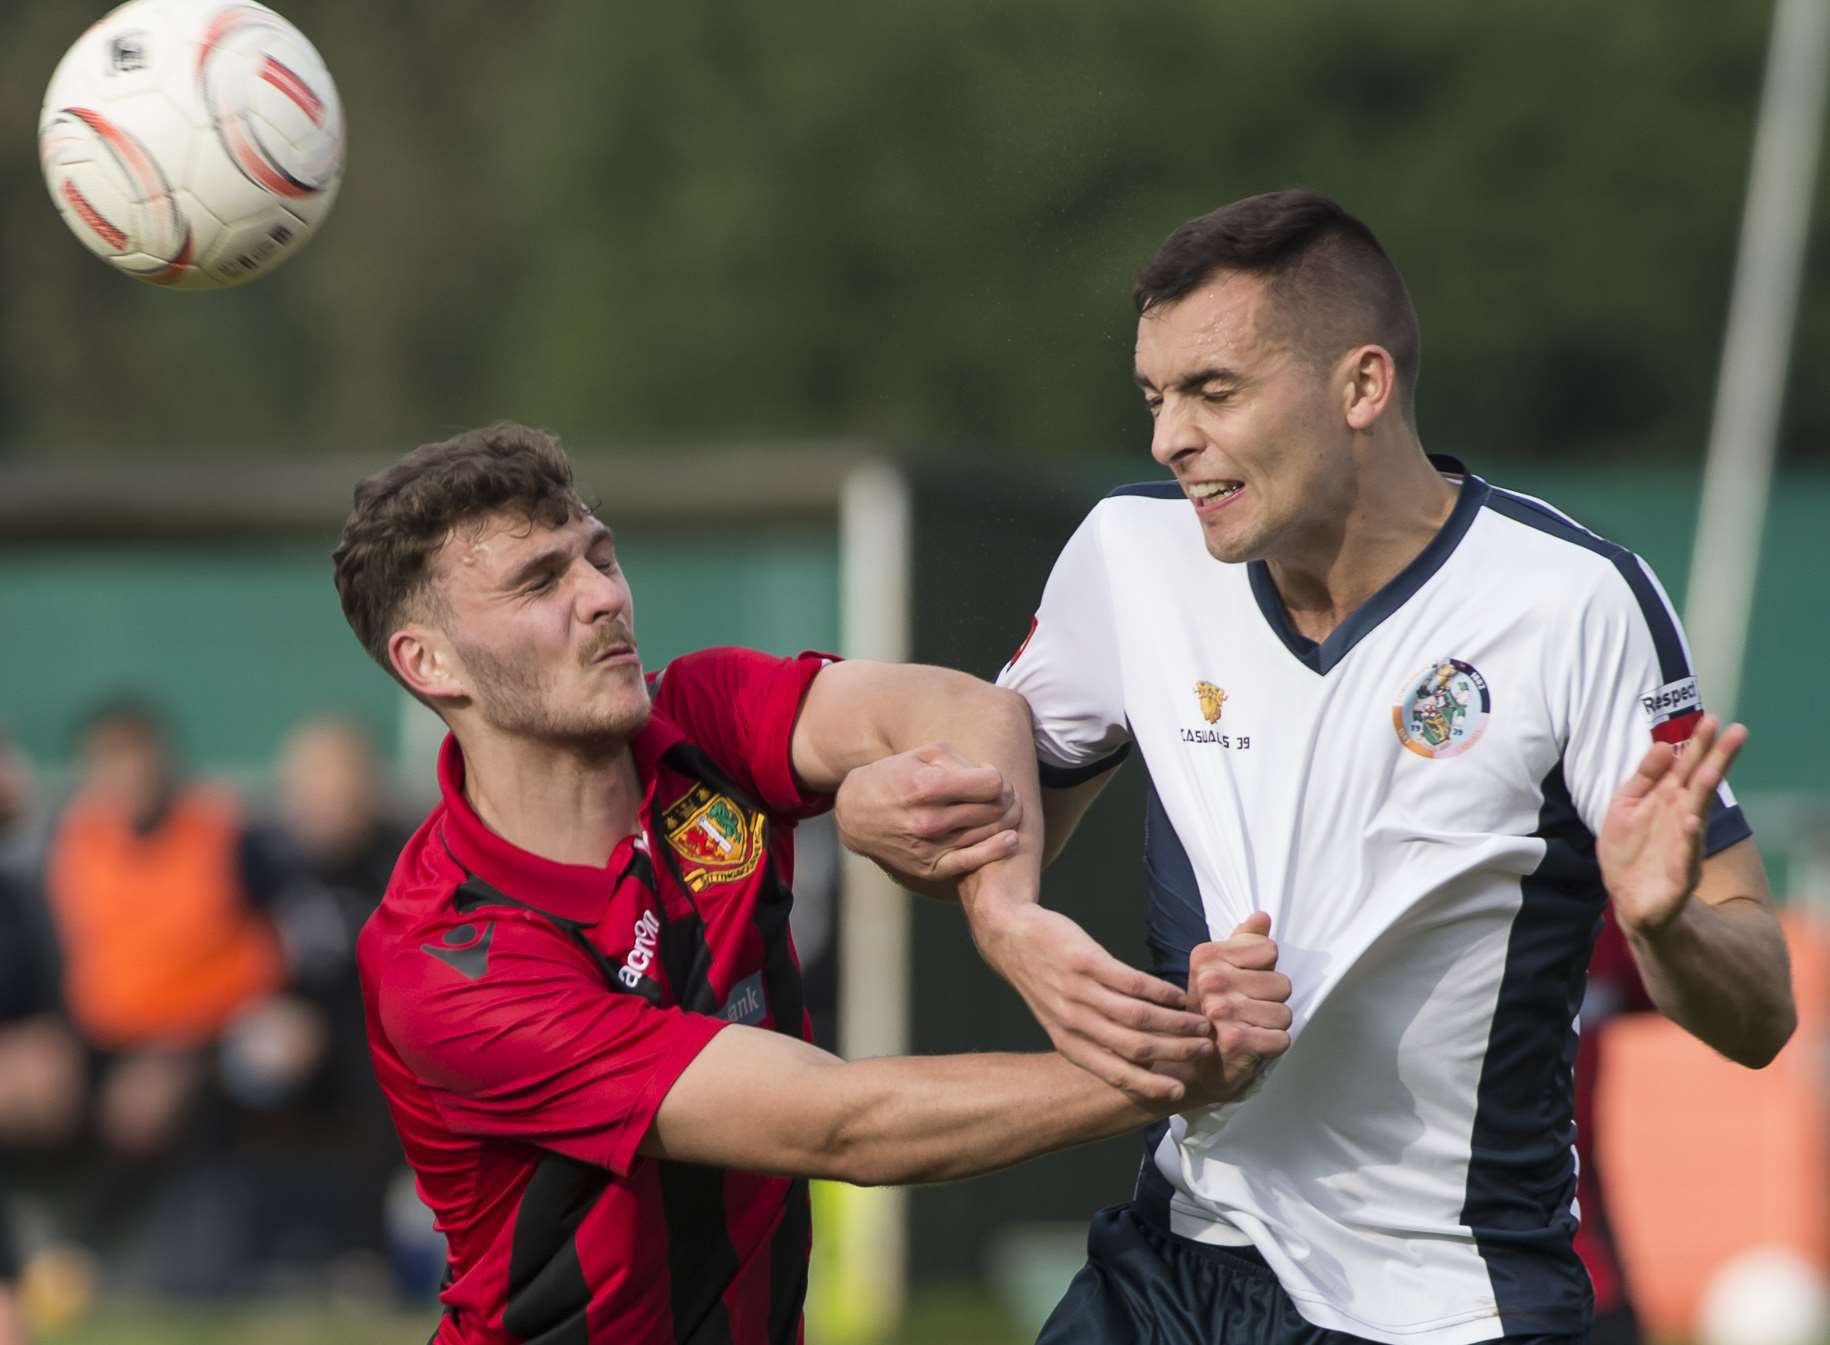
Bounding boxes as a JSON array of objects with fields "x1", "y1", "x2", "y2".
[
  {"x1": 1134, "y1": 271, "x2": 1358, "y2": 565},
  {"x1": 430, "y1": 511, "x2": 651, "y2": 746}
]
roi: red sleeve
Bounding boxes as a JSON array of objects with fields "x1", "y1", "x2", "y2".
[
  {"x1": 377, "y1": 910, "x2": 725, "y2": 1176},
  {"x1": 649, "y1": 647, "x2": 838, "y2": 818}
]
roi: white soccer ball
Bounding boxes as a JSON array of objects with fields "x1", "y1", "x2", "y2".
[
  {"x1": 39, "y1": 0, "x2": 344, "y2": 290},
  {"x1": 1698, "y1": 1245, "x2": 1830, "y2": 1345}
]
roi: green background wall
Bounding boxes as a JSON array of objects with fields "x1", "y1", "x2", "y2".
[
  {"x1": 0, "y1": 526, "x2": 840, "y2": 779},
  {"x1": 0, "y1": 467, "x2": 1821, "y2": 793}
]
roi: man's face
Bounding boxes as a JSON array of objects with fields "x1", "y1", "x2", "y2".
[
  {"x1": 428, "y1": 511, "x2": 650, "y2": 746},
  {"x1": 279, "y1": 723, "x2": 379, "y2": 857},
  {"x1": 81, "y1": 722, "x2": 170, "y2": 820},
  {"x1": 1134, "y1": 271, "x2": 1353, "y2": 564}
]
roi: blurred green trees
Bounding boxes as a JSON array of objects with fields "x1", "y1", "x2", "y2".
[{"x1": 3, "y1": 0, "x2": 1822, "y2": 466}]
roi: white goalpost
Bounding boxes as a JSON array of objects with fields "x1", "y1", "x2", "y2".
[{"x1": 1685, "y1": 0, "x2": 1829, "y2": 719}]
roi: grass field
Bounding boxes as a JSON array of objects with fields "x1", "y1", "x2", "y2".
[
  {"x1": 41, "y1": 1301, "x2": 439, "y2": 1345},
  {"x1": 38, "y1": 1287, "x2": 1027, "y2": 1345}
]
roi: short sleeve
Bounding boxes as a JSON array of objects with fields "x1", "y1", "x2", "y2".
[
  {"x1": 996, "y1": 505, "x2": 1132, "y2": 787},
  {"x1": 648, "y1": 648, "x2": 836, "y2": 818},
  {"x1": 1561, "y1": 554, "x2": 1751, "y2": 857},
  {"x1": 377, "y1": 912, "x2": 725, "y2": 1177}
]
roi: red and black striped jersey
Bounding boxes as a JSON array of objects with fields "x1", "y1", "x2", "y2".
[{"x1": 359, "y1": 647, "x2": 835, "y2": 1345}]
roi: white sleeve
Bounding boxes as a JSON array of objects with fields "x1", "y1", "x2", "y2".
[
  {"x1": 1561, "y1": 553, "x2": 1751, "y2": 855},
  {"x1": 995, "y1": 504, "x2": 1132, "y2": 786}
]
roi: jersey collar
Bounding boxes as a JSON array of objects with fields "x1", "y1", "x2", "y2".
[
  {"x1": 435, "y1": 712, "x2": 688, "y2": 925},
  {"x1": 1246, "y1": 454, "x2": 1489, "y2": 676}
]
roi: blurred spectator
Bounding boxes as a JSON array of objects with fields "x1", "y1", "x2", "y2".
[
  {"x1": 18, "y1": 705, "x2": 416, "y2": 1296},
  {"x1": 43, "y1": 702, "x2": 288, "y2": 1152},
  {"x1": 0, "y1": 730, "x2": 74, "y2": 1345},
  {"x1": 1577, "y1": 910, "x2": 1657, "y2": 1345},
  {"x1": 236, "y1": 715, "x2": 413, "y2": 1276},
  {"x1": 35, "y1": 700, "x2": 312, "y2": 1293},
  {"x1": 0, "y1": 1250, "x2": 23, "y2": 1345},
  {"x1": 0, "y1": 732, "x2": 82, "y2": 1153}
]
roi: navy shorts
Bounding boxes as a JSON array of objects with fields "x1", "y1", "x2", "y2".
[{"x1": 1035, "y1": 1203, "x2": 1586, "y2": 1345}]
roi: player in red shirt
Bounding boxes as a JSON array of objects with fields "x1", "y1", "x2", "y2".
[
  {"x1": 331, "y1": 424, "x2": 1268, "y2": 1345},
  {"x1": 1573, "y1": 910, "x2": 1654, "y2": 1345}
]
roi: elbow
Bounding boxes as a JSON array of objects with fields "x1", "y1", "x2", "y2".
[
  {"x1": 942, "y1": 677, "x2": 1030, "y2": 736},
  {"x1": 1731, "y1": 1001, "x2": 1798, "y2": 1070},
  {"x1": 820, "y1": 1116, "x2": 880, "y2": 1186},
  {"x1": 991, "y1": 683, "x2": 1034, "y2": 735},
  {"x1": 832, "y1": 1156, "x2": 903, "y2": 1189},
  {"x1": 837, "y1": 1152, "x2": 954, "y2": 1188},
  {"x1": 822, "y1": 1097, "x2": 950, "y2": 1188},
  {"x1": 822, "y1": 1141, "x2": 904, "y2": 1189},
  {"x1": 823, "y1": 1122, "x2": 925, "y2": 1189},
  {"x1": 1712, "y1": 993, "x2": 1798, "y2": 1070}
]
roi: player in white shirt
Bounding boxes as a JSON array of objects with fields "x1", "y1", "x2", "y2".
[{"x1": 852, "y1": 192, "x2": 1796, "y2": 1345}]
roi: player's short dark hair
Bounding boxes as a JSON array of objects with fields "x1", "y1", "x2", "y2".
[
  {"x1": 1134, "y1": 190, "x2": 1421, "y2": 418},
  {"x1": 332, "y1": 422, "x2": 590, "y2": 689}
]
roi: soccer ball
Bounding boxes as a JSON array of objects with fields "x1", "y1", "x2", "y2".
[
  {"x1": 39, "y1": 0, "x2": 344, "y2": 290},
  {"x1": 1698, "y1": 1245, "x2": 1830, "y2": 1345}
]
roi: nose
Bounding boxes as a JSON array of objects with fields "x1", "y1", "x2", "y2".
[
  {"x1": 575, "y1": 556, "x2": 628, "y2": 627},
  {"x1": 1150, "y1": 395, "x2": 1204, "y2": 469}
]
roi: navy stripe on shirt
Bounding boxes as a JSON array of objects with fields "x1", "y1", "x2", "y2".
[{"x1": 1460, "y1": 759, "x2": 1604, "y2": 1335}]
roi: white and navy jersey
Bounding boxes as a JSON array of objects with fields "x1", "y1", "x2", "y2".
[{"x1": 997, "y1": 456, "x2": 1749, "y2": 1345}]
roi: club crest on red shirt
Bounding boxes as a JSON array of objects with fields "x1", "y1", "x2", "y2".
[{"x1": 662, "y1": 783, "x2": 765, "y2": 892}]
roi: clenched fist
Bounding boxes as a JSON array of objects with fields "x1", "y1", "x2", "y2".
[{"x1": 1185, "y1": 913, "x2": 1293, "y2": 1102}]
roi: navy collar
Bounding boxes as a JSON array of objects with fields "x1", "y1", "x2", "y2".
[{"x1": 1247, "y1": 455, "x2": 1488, "y2": 675}]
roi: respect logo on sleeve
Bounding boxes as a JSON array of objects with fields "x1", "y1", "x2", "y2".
[{"x1": 1640, "y1": 676, "x2": 1702, "y2": 745}]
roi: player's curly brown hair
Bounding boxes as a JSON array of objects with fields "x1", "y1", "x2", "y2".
[{"x1": 331, "y1": 422, "x2": 589, "y2": 691}]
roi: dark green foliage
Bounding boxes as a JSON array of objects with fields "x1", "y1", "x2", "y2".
[{"x1": 1, "y1": 1, "x2": 1816, "y2": 465}]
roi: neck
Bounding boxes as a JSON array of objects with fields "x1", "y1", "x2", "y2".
[
  {"x1": 455, "y1": 727, "x2": 643, "y2": 867},
  {"x1": 1265, "y1": 438, "x2": 1458, "y2": 644}
]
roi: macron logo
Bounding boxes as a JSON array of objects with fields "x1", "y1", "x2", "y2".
[
  {"x1": 618, "y1": 909, "x2": 661, "y2": 989},
  {"x1": 421, "y1": 921, "x2": 495, "y2": 981}
]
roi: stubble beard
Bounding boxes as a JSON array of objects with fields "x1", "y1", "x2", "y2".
[
  {"x1": 1200, "y1": 510, "x2": 1267, "y2": 565},
  {"x1": 458, "y1": 636, "x2": 651, "y2": 749}
]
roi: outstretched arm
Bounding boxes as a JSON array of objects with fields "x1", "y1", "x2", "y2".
[
  {"x1": 643, "y1": 1016, "x2": 1240, "y2": 1186},
  {"x1": 1600, "y1": 716, "x2": 1796, "y2": 1067},
  {"x1": 642, "y1": 1028, "x2": 1151, "y2": 1185},
  {"x1": 796, "y1": 661, "x2": 1211, "y2": 1102}
]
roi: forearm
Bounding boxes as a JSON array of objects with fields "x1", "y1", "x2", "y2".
[
  {"x1": 1626, "y1": 896, "x2": 1796, "y2": 1067},
  {"x1": 828, "y1": 1050, "x2": 1155, "y2": 1186},
  {"x1": 887, "y1": 675, "x2": 1044, "y2": 909},
  {"x1": 819, "y1": 663, "x2": 1046, "y2": 909},
  {"x1": 646, "y1": 1024, "x2": 1167, "y2": 1182}
]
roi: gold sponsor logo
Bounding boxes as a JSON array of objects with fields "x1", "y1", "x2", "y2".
[{"x1": 1194, "y1": 681, "x2": 1228, "y2": 725}]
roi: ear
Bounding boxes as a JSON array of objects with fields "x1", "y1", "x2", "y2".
[
  {"x1": 389, "y1": 624, "x2": 467, "y2": 706},
  {"x1": 1341, "y1": 345, "x2": 1397, "y2": 432}
]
